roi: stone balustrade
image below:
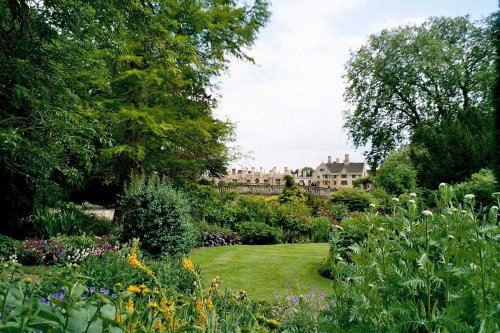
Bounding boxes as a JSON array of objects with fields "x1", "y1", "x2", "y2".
[{"x1": 217, "y1": 185, "x2": 335, "y2": 196}]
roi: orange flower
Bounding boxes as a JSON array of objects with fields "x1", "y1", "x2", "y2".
[
  {"x1": 155, "y1": 319, "x2": 164, "y2": 331},
  {"x1": 198, "y1": 311, "x2": 207, "y2": 327},
  {"x1": 205, "y1": 298, "x2": 213, "y2": 310}
]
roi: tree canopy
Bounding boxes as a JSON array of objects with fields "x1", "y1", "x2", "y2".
[
  {"x1": 0, "y1": 0, "x2": 270, "y2": 236},
  {"x1": 343, "y1": 16, "x2": 496, "y2": 173}
]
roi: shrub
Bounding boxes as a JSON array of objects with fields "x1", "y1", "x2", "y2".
[
  {"x1": 278, "y1": 175, "x2": 307, "y2": 204},
  {"x1": 119, "y1": 175, "x2": 195, "y2": 257},
  {"x1": 310, "y1": 217, "x2": 332, "y2": 243},
  {"x1": 458, "y1": 168, "x2": 498, "y2": 206},
  {"x1": 316, "y1": 203, "x2": 349, "y2": 223},
  {"x1": 237, "y1": 222, "x2": 283, "y2": 245},
  {"x1": 0, "y1": 235, "x2": 19, "y2": 261},
  {"x1": 270, "y1": 203, "x2": 312, "y2": 243},
  {"x1": 329, "y1": 188, "x2": 373, "y2": 212},
  {"x1": 203, "y1": 231, "x2": 241, "y2": 247}
]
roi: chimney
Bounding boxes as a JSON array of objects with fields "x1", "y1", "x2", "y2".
[
  {"x1": 336, "y1": 158, "x2": 340, "y2": 163},
  {"x1": 232, "y1": 168, "x2": 236, "y2": 175},
  {"x1": 327, "y1": 155, "x2": 332, "y2": 163},
  {"x1": 284, "y1": 167, "x2": 289, "y2": 174},
  {"x1": 302, "y1": 170, "x2": 307, "y2": 177},
  {"x1": 272, "y1": 167, "x2": 276, "y2": 174},
  {"x1": 344, "y1": 154, "x2": 350, "y2": 165}
]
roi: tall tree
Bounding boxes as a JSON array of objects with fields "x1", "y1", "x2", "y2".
[
  {"x1": 343, "y1": 16, "x2": 496, "y2": 173},
  {"x1": 0, "y1": 0, "x2": 270, "y2": 235}
]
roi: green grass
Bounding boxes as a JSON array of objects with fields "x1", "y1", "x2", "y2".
[{"x1": 189, "y1": 243, "x2": 331, "y2": 301}]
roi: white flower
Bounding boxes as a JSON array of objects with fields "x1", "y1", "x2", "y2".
[
  {"x1": 491, "y1": 192, "x2": 500, "y2": 199},
  {"x1": 422, "y1": 210, "x2": 433, "y2": 217},
  {"x1": 409, "y1": 192, "x2": 417, "y2": 198},
  {"x1": 464, "y1": 194, "x2": 475, "y2": 201},
  {"x1": 378, "y1": 227, "x2": 385, "y2": 232},
  {"x1": 392, "y1": 198, "x2": 399, "y2": 203},
  {"x1": 408, "y1": 200, "x2": 416, "y2": 205},
  {"x1": 369, "y1": 203, "x2": 376, "y2": 208}
]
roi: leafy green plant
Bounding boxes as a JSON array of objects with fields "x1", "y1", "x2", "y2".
[
  {"x1": 237, "y1": 222, "x2": 284, "y2": 245},
  {"x1": 0, "y1": 235, "x2": 19, "y2": 261},
  {"x1": 270, "y1": 203, "x2": 312, "y2": 243},
  {"x1": 310, "y1": 217, "x2": 332, "y2": 243},
  {"x1": 329, "y1": 188, "x2": 373, "y2": 212},
  {"x1": 119, "y1": 175, "x2": 195, "y2": 257},
  {"x1": 323, "y1": 186, "x2": 499, "y2": 332}
]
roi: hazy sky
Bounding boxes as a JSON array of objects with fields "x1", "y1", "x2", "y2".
[{"x1": 214, "y1": 0, "x2": 497, "y2": 172}]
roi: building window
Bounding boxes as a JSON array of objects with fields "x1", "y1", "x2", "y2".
[
  {"x1": 255, "y1": 179, "x2": 260, "y2": 184},
  {"x1": 334, "y1": 181, "x2": 337, "y2": 185},
  {"x1": 232, "y1": 179, "x2": 237, "y2": 182},
  {"x1": 341, "y1": 181, "x2": 348, "y2": 185},
  {"x1": 317, "y1": 175, "x2": 320, "y2": 179},
  {"x1": 275, "y1": 179, "x2": 281, "y2": 185},
  {"x1": 352, "y1": 175, "x2": 357, "y2": 178},
  {"x1": 246, "y1": 180, "x2": 250, "y2": 184},
  {"x1": 323, "y1": 174, "x2": 328, "y2": 178},
  {"x1": 341, "y1": 175, "x2": 347, "y2": 178},
  {"x1": 264, "y1": 179, "x2": 269, "y2": 184}
]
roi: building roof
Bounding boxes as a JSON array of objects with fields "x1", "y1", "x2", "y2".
[{"x1": 324, "y1": 162, "x2": 365, "y2": 174}]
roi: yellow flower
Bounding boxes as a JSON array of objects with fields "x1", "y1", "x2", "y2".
[
  {"x1": 115, "y1": 312, "x2": 123, "y2": 324},
  {"x1": 128, "y1": 251, "x2": 140, "y2": 268},
  {"x1": 181, "y1": 258, "x2": 194, "y2": 273},
  {"x1": 125, "y1": 299, "x2": 134, "y2": 311},
  {"x1": 205, "y1": 299, "x2": 213, "y2": 310},
  {"x1": 127, "y1": 285, "x2": 141, "y2": 294},
  {"x1": 24, "y1": 277, "x2": 32, "y2": 284},
  {"x1": 155, "y1": 319, "x2": 164, "y2": 332},
  {"x1": 197, "y1": 311, "x2": 206, "y2": 327},
  {"x1": 150, "y1": 301, "x2": 158, "y2": 309},
  {"x1": 195, "y1": 299, "x2": 203, "y2": 312},
  {"x1": 139, "y1": 283, "x2": 149, "y2": 294},
  {"x1": 160, "y1": 297, "x2": 175, "y2": 316}
]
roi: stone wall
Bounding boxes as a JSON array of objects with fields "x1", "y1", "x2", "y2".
[{"x1": 217, "y1": 185, "x2": 335, "y2": 197}]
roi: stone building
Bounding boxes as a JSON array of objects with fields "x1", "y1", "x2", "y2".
[
  {"x1": 220, "y1": 166, "x2": 293, "y2": 186},
  {"x1": 217, "y1": 153, "x2": 368, "y2": 190},
  {"x1": 312, "y1": 154, "x2": 368, "y2": 189}
]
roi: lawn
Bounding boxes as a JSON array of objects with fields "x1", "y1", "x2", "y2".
[{"x1": 189, "y1": 243, "x2": 331, "y2": 302}]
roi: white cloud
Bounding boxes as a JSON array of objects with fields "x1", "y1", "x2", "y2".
[{"x1": 215, "y1": 0, "x2": 495, "y2": 170}]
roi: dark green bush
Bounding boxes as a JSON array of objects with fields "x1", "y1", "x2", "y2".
[
  {"x1": 237, "y1": 222, "x2": 283, "y2": 245},
  {"x1": 0, "y1": 235, "x2": 19, "y2": 261},
  {"x1": 119, "y1": 175, "x2": 195, "y2": 257},
  {"x1": 270, "y1": 203, "x2": 312, "y2": 243},
  {"x1": 310, "y1": 217, "x2": 332, "y2": 243},
  {"x1": 329, "y1": 188, "x2": 373, "y2": 212}
]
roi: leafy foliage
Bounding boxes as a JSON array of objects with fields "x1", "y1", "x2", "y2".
[
  {"x1": 119, "y1": 175, "x2": 195, "y2": 257},
  {"x1": 344, "y1": 16, "x2": 495, "y2": 170},
  {"x1": 0, "y1": 235, "x2": 19, "y2": 261},
  {"x1": 203, "y1": 231, "x2": 241, "y2": 247},
  {"x1": 310, "y1": 217, "x2": 332, "y2": 243},
  {"x1": 375, "y1": 147, "x2": 417, "y2": 195},
  {"x1": 323, "y1": 186, "x2": 499, "y2": 332},
  {"x1": 329, "y1": 188, "x2": 373, "y2": 212},
  {"x1": 270, "y1": 203, "x2": 312, "y2": 243},
  {"x1": 278, "y1": 175, "x2": 307, "y2": 204},
  {"x1": 237, "y1": 222, "x2": 284, "y2": 245}
]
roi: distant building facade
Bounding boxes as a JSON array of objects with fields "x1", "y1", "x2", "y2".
[
  {"x1": 312, "y1": 154, "x2": 369, "y2": 189},
  {"x1": 217, "y1": 153, "x2": 368, "y2": 190}
]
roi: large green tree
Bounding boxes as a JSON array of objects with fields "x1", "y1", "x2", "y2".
[
  {"x1": 343, "y1": 16, "x2": 496, "y2": 182},
  {"x1": 0, "y1": 0, "x2": 270, "y2": 236}
]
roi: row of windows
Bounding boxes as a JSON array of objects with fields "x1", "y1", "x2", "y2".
[{"x1": 318, "y1": 174, "x2": 359, "y2": 179}]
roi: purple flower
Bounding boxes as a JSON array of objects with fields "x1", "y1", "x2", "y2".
[
  {"x1": 284, "y1": 282, "x2": 291, "y2": 289},
  {"x1": 39, "y1": 298, "x2": 49, "y2": 304},
  {"x1": 99, "y1": 288, "x2": 109, "y2": 294},
  {"x1": 319, "y1": 293, "x2": 325, "y2": 299},
  {"x1": 308, "y1": 291, "x2": 315, "y2": 299},
  {"x1": 89, "y1": 286, "x2": 96, "y2": 293},
  {"x1": 286, "y1": 295, "x2": 292, "y2": 301},
  {"x1": 52, "y1": 292, "x2": 64, "y2": 300},
  {"x1": 112, "y1": 294, "x2": 117, "y2": 299},
  {"x1": 292, "y1": 296, "x2": 299, "y2": 305}
]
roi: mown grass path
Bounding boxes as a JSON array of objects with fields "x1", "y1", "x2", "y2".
[{"x1": 189, "y1": 243, "x2": 331, "y2": 301}]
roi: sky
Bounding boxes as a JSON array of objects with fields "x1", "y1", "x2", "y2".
[{"x1": 214, "y1": 0, "x2": 497, "y2": 172}]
